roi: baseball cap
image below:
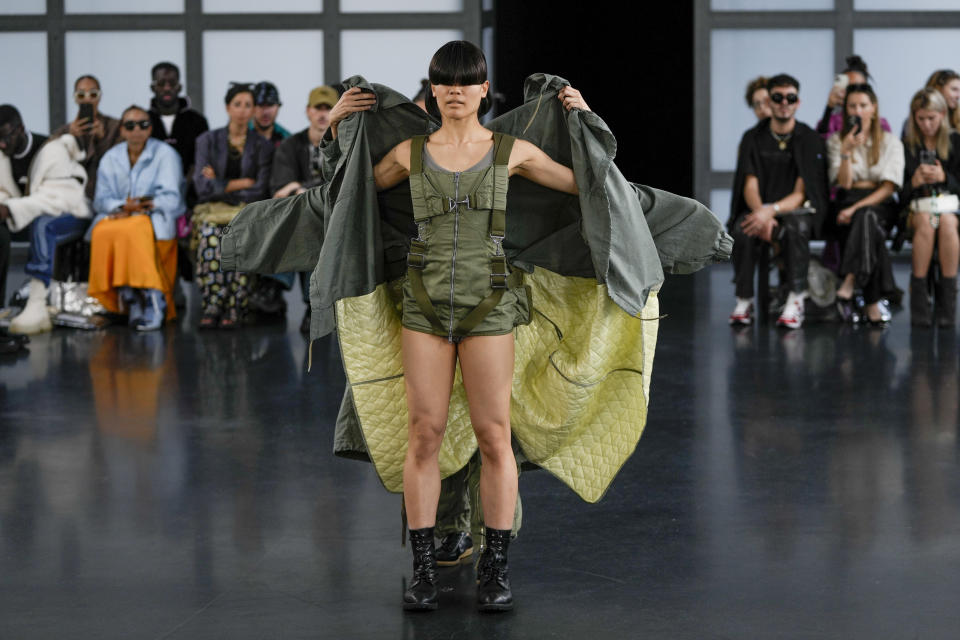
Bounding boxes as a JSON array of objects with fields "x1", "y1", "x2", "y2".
[
  {"x1": 253, "y1": 81, "x2": 281, "y2": 106},
  {"x1": 308, "y1": 86, "x2": 338, "y2": 108}
]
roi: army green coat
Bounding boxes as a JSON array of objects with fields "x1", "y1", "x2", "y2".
[{"x1": 221, "y1": 74, "x2": 732, "y2": 502}]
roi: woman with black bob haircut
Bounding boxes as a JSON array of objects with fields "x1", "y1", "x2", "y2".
[{"x1": 329, "y1": 39, "x2": 589, "y2": 612}]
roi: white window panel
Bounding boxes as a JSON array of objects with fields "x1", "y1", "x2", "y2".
[
  {"x1": 203, "y1": 0, "x2": 322, "y2": 11},
  {"x1": 710, "y1": 29, "x2": 834, "y2": 172},
  {"x1": 65, "y1": 0, "x2": 184, "y2": 12},
  {"x1": 203, "y1": 30, "x2": 324, "y2": 131},
  {"x1": 64, "y1": 31, "x2": 186, "y2": 127},
  {"x1": 0, "y1": 33, "x2": 48, "y2": 133},
  {"x1": 712, "y1": 0, "x2": 832, "y2": 9},
  {"x1": 855, "y1": 0, "x2": 960, "y2": 8},
  {"x1": 342, "y1": 0, "x2": 461, "y2": 11},
  {"x1": 854, "y1": 29, "x2": 960, "y2": 138},
  {"x1": 0, "y1": 0, "x2": 45, "y2": 14},
  {"x1": 341, "y1": 29, "x2": 463, "y2": 101},
  {"x1": 711, "y1": 189, "x2": 733, "y2": 221}
]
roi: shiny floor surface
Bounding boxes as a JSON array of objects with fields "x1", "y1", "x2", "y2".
[{"x1": 2, "y1": 260, "x2": 959, "y2": 639}]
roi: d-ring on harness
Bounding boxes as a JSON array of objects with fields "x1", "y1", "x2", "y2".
[{"x1": 406, "y1": 132, "x2": 522, "y2": 340}]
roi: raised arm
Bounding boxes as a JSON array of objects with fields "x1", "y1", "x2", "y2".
[
  {"x1": 508, "y1": 86, "x2": 591, "y2": 195},
  {"x1": 374, "y1": 138, "x2": 411, "y2": 191}
]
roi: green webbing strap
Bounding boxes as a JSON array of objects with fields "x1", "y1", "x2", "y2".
[
  {"x1": 410, "y1": 135, "x2": 426, "y2": 175},
  {"x1": 490, "y1": 133, "x2": 514, "y2": 238},
  {"x1": 494, "y1": 132, "x2": 515, "y2": 166},
  {"x1": 452, "y1": 270, "x2": 523, "y2": 338},
  {"x1": 407, "y1": 267, "x2": 447, "y2": 335}
]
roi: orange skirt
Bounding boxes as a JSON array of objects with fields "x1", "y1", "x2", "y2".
[{"x1": 88, "y1": 215, "x2": 178, "y2": 320}]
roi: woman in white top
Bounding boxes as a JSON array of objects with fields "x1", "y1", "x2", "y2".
[{"x1": 827, "y1": 83, "x2": 904, "y2": 324}]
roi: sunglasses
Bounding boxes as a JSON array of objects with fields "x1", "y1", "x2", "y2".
[
  {"x1": 770, "y1": 92, "x2": 798, "y2": 104},
  {"x1": 74, "y1": 89, "x2": 101, "y2": 100},
  {"x1": 122, "y1": 120, "x2": 151, "y2": 131}
]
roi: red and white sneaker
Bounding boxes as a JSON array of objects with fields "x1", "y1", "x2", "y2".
[
  {"x1": 729, "y1": 298, "x2": 753, "y2": 325},
  {"x1": 777, "y1": 292, "x2": 805, "y2": 329}
]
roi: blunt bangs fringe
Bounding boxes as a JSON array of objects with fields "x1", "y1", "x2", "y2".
[{"x1": 428, "y1": 41, "x2": 487, "y2": 87}]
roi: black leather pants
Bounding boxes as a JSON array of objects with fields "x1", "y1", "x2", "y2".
[{"x1": 730, "y1": 213, "x2": 811, "y2": 299}]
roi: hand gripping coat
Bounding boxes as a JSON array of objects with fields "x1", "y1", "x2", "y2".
[{"x1": 221, "y1": 74, "x2": 732, "y2": 503}]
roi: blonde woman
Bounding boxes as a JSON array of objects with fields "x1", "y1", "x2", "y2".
[
  {"x1": 827, "y1": 83, "x2": 904, "y2": 324},
  {"x1": 925, "y1": 69, "x2": 960, "y2": 132},
  {"x1": 902, "y1": 88, "x2": 960, "y2": 327}
]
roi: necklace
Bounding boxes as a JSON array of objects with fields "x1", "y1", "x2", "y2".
[{"x1": 770, "y1": 128, "x2": 792, "y2": 151}]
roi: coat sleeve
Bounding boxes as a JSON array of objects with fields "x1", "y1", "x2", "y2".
[
  {"x1": 148, "y1": 147, "x2": 185, "y2": 241},
  {"x1": 220, "y1": 187, "x2": 326, "y2": 274},
  {"x1": 232, "y1": 138, "x2": 274, "y2": 203},
  {"x1": 192, "y1": 132, "x2": 227, "y2": 201}
]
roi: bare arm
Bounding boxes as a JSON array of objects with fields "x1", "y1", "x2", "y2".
[
  {"x1": 509, "y1": 139, "x2": 578, "y2": 195},
  {"x1": 743, "y1": 175, "x2": 764, "y2": 212},
  {"x1": 374, "y1": 139, "x2": 411, "y2": 191}
]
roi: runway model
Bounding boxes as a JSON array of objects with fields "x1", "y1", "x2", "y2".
[{"x1": 221, "y1": 41, "x2": 731, "y2": 613}]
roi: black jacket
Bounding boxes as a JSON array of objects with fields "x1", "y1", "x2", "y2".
[
  {"x1": 900, "y1": 132, "x2": 960, "y2": 206},
  {"x1": 149, "y1": 96, "x2": 209, "y2": 177},
  {"x1": 269, "y1": 128, "x2": 325, "y2": 194},
  {"x1": 730, "y1": 119, "x2": 830, "y2": 238}
]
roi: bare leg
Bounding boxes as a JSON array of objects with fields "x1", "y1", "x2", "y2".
[
  {"x1": 912, "y1": 212, "x2": 935, "y2": 278},
  {"x1": 401, "y1": 328, "x2": 457, "y2": 529},
  {"x1": 458, "y1": 333, "x2": 517, "y2": 530},
  {"x1": 938, "y1": 213, "x2": 959, "y2": 278},
  {"x1": 837, "y1": 273, "x2": 856, "y2": 299}
]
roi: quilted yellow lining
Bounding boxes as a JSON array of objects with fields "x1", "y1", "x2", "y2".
[{"x1": 335, "y1": 266, "x2": 659, "y2": 503}]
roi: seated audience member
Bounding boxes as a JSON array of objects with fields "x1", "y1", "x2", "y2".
[
  {"x1": 901, "y1": 88, "x2": 960, "y2": 328},
  {"x1": 925, "y1": 69, "x2": 960, "y2": 132},
  {"x1": 729, "y1": 74, "x2": 828, "y2": 328},
  {"x1": 192, "y1": 83, "x2": 273, "y2": 329},
  {"x1": 745, "y1": 76, "x2": 772, "y2": 121},
  {"x1": 88, "y1": 106, "x2": 185, "y2": 331},
  {"x1": 247, "y1": 81, "x2": 294, "y2": 319},
  {"x1": 251, "y1": 81, "x2": 290, "y2": 147},
  {"x1": 817, "y1": 55, "x2": 891, "y2": 138},
  {"x1": 827, "y1": 83, "x2": 904, "y2": 325},
  {"x1": 0, "y1": 105, "x2": 90, "y2": 335},
  {"x1": 149, "y1": 61, "x2": 209, "y2": 186},
  {"x1": 269, "y1": 85, "x2": 338, "y2": 333},
  {"x1": 52, "y1": 75, "x2": 121, "y2": 200}
]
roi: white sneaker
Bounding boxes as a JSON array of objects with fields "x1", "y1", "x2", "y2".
[
  {"x1": 729, "y1": 298, "x2": 753, "y2": 325},
  {"x1": 777, "y1": 292, "x2": 805, "y2": 329},
  {"x1": 9, "y1": 278, "x2": 53, "y2": 335}
]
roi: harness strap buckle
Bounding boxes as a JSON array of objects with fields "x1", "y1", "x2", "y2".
[
  {"x1": 489, "y1": 273, "x2": 508, "y2": 289},
  {"x1": 447, "y1": 196, "x2": 472, "y2": 212},
  {"x1": 407, "y1": 252, "x2": 425, "y2": 269}
]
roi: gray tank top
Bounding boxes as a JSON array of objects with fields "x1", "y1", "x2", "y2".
[{"x1": 422, "y1": 143, "x2": 494, "y2": 173}]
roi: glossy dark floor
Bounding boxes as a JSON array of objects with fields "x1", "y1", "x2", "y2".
[{"x1": 2, "y1": 259, "x2": 959, "y2": 640}]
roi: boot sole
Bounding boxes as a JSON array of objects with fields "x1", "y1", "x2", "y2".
[
  {"x1": 403, "y1": 602, "x2": 438, "y2": 611},
  {"x1": 478, "y1": 602, "x2": 513, "y2": 612},
  {"x1": 436, "y1": 547, "x2": 473, "y2": 567}
]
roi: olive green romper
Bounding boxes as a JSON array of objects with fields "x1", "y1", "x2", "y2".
[{"x1": 402, "y1": 132, "x2": 530, "y2": 341}]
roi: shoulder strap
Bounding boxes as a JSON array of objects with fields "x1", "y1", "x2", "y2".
[
  {"x1": 409, "y1": 135, "x2": 427, "y2": 175},
  {"x1": 494, "y1": 133, "x2": 515, "y2": 167}
]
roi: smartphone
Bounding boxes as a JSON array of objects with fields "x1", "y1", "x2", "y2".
[
  {"x1": 919, "y1": 149, "x2": 937, "y2": 165},
  {"x1": 847, "y1": 114, "x2": 862, "y2": 135},
  {"x1": 833, "y1": 74, "x2": 850, "y2": 91},
  {"x1": 78, "y1": 102, "x2": 94, "y2": 124}
]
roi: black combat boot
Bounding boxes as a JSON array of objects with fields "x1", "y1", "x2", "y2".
[
  {"x1": 476, "y1": 526, "x2": 513, "y2": 612},
  {"x1": 403, "y1": 527, "x2": 439, "y2": 611},
  {"x1": 436, "y1": 531, "x2": 473, "y2": 566},
  {"x1": 910, "y1": 276, "x2": 932, "y2": 327},
  {"x1": 935, "y1": 276, "x2": 957, "y2": 328}
]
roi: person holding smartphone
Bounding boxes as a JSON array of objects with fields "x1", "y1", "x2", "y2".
[
  {"x1": 901, "y1": 88, "x2": 960, "y2": 327},
  {"x1": 87, "y1": 105, "x2": 185, "y2": 331},
  {"x1": 826, "y1": 83, "x2": 904, "y2": 325},
  {"x1": 52, "y1": 75, "x2": 121, "y2": 200}
]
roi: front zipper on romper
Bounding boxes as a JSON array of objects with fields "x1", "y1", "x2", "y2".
[{"x1": 448, "y1": 171, "x2": 461, "y2": 341}]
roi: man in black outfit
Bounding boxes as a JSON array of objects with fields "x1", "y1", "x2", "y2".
[
  {"x1": 148, "y1": 62, "x2": 209, "y2": 200},
  {"x1": 728, "y1": 73, "x2": 828, "y2": 329}
]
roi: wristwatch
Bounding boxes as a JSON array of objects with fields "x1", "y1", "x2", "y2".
[{"x1": 772, "y1": 203, "x2": 781, "y2": 213}]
